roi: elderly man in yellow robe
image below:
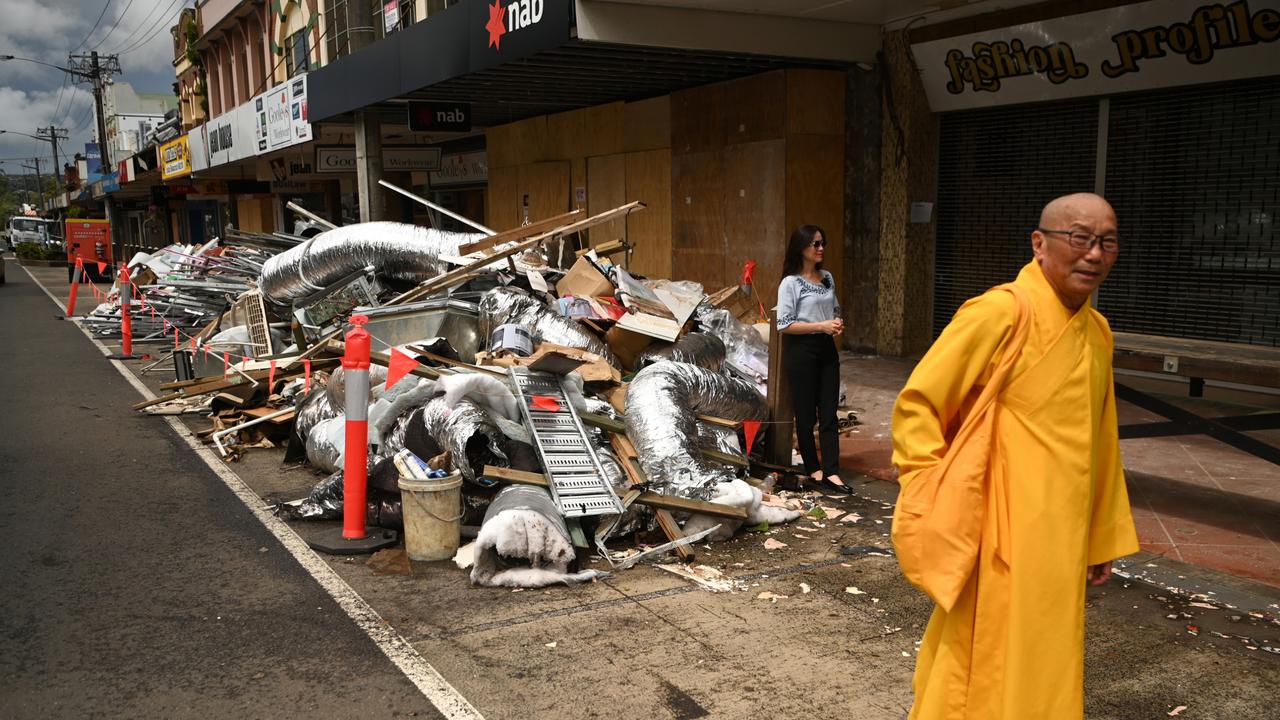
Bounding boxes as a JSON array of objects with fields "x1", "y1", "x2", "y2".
[{"x1": 891, "y1": 193, "x2": 1139, "y2": 719}]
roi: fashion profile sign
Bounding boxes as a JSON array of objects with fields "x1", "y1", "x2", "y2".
[{"x1": 911, "y1": 0, "x2": 1280, "y2": 111}]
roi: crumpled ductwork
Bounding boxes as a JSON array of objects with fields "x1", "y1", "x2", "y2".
[
  {"x1": 694, "y1": 305, "x2": 770, "y2": 385},
  {"x1": 633, "y1": 332, "x2": 726, "y2": 372},
  {"x1": 388, "y1": 398, "x2": 510, "y2": 484},
  {"x1": 478, "y1": 287, "x2": 620, "y2": 368},
  {"x1": 259, "y1": 222, "x2": 484, "y2": 304},
  {"x1": 623, "y1": 362, "x2": 768, "y2": 500},
  {"x1": 293, "y1": 381, "x2": 337, "y2": 443}
]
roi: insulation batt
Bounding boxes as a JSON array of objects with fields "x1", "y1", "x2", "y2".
[
  {"x1": 478, "y1": 287, "x2": 620, "y2": 368},
  {"x1": 471, "y1": 485, "x2": 609, "y2": 588},
  {"x1": 682, "y1": 479, "x2": 803, "y2": 541},
  {"x1": 437, "y1": 373, "x2": 520, "y2": 422},
  {"x1": 258, "y1": 222, "x2": 484, "y2": 304},
  {"x1": 634, "y1": 332, "x2": 726, "y2": 372},
  {"x1": 624, "y1": 361, "x2": 768, "y2": 499}
]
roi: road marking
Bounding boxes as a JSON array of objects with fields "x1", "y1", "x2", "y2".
[{"x1": 23, "y1": 265, "x2": 484, "y2": 720}]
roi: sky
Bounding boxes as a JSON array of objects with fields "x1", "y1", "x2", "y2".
[{"x1": 0, "y1": 0, "x2": 188, "y2": 178}]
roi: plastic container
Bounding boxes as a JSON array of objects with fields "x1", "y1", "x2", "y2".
[{"x1": 398, "y1": 471, "x2": 463, "y2": 561}]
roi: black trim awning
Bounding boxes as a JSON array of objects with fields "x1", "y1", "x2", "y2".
[{"x1": 308, "y1": 0, "x2": 844, "y2": 127}]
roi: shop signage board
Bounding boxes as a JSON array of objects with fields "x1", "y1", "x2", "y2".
[
  {"x1": 207, "y1": 103, "x2": 255, "y2": 167},
  {"x1": 315, "y1": 146, "x2": 443, "y2": 173},
  {"x1": 911, "y1": 0, "x2": 1280, "y2": 112},
  {"x1": 255, "y1": 74, "x2": 312, "y2": 154},
  {"x1": 473, "y1": 0, "x2": 570, "y2": 71},
  {"x1": 407, "y1": 101, "x2": 472, "y2": 132},
  {"x1": 384, "y1": 0, "x2": 400, "y2": 33},
  {"x1": 188, "y1": 127, "x2": 209, "y2": 172},
  {"x1": 160, "y1": 135, "x2": 192, "y2": 180},
  {"x1": 429, "y1": 151, "x2": 488, "y2": 187}
]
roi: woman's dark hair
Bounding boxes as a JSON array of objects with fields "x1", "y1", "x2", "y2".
[{"x1": 782, "y1": 224, "x2": 826, "y2": 279}]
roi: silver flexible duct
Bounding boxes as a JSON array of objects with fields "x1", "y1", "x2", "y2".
[
  {"x1": 394, "y1": 398, "x2": 510, "y2": 484},
  {"x1": 259, "y1": 222, "x2": 484, "y2": 304},
  {"x1": 634, "y1": 332, "x2": 726, "y2": 372},
  {"x1": 623, "y1": 362, "x2": 768, "y2": 500},
  {"x1": 478, "y1": 287, "x2": 620, "y2": 368}
]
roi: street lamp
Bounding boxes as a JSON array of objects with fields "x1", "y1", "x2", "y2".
[{"x1": 0, "y1": 54, "x2": 79, "y2": 76}]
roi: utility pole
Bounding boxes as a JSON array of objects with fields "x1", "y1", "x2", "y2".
[
  {"x1": 37, "y1": 126, "x2": 69, "y2": 187},
  {"x1": 21, "y1": 158, "x2": 46, "y2": 212},
  {"x1": 349, "y1": 1, "x2": 384, "y2": 222},
  {"x1": 67, "y1": 51, "x2": 122, "y2": 260}
]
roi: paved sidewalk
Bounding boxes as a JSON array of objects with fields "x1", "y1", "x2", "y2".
[{"x1": 835, "y1": 353, "x2": 1280, "y2": 588}]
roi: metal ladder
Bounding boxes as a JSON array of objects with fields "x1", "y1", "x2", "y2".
[{"x1": 509, "y1": 367, "x2": 623, "y2": 518}]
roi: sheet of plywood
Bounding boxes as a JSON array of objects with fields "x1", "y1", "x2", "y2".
[
  {"x1": 723, "y1": 70, "x2": 786, "y2": 147},
  {"x1": 724, "y1": 139, "x2": 786, "y2": 307},
  {"x1": 625, "y1": 96, "x2": 671, "y2": 153},
  {"x1": 672, "y1": 149, "x2": 724, "y2": 253},
  {"x1": 485, "y1": 122, "x2": 519, "y2": 170},
  {"x1": 486, "y1": 166, "x2": 520, "y2": 231},
  {"x1": 786, "y1": 69, "x2": 846, "y2": 136},
  {"x1": 546, "y1": 108, "x2": 586, "y2": 160},
  {"x1": 570, "y1": 157, "x2": 587, "y2": 209},
  {"x1": 786, "y1": 133, "x2": 846, "y2": 305},
  {"x1": 625, "y1": 148, "x2": 672, "y2": 278},
  {"x1": 583, "y1": 102, "x2": 625, "y2": 158},
  {"x1": 587, "y1": 154, "x2": 627, "y2": 248},
  {"x1": 670, "y1": 83, "x2": 725, "y2": 155},
  {"x1": 518, "y1": 161, "x2": 571, "y2": 224}
]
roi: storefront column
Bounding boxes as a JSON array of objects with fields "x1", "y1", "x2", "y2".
[
  {"x1": 876, "y1": 30, "x2": 938, "y2": 357},
  {"x1": 351, "y1": 0, "x2": 385, "y2": 222}
]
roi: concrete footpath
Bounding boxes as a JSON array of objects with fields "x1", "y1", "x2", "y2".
[{"x1": 7, "y1": 257, "x2": 1280, "y2": 720}]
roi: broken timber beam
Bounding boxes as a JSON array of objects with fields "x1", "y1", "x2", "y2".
[{"x1": 480, "y1": 466, "x2": 748, "y2": 521}]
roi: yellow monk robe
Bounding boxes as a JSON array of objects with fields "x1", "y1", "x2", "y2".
[{"x1": 893, "y1": 260, "x2": 1139, "y2": 720}]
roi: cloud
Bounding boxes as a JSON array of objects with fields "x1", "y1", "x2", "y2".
[{"x1": 0, "y1": 0, "x2": 186, "y2": 172}]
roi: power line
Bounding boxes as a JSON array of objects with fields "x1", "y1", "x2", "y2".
[
  {"x1": 91, "y1": 0, "x2": 138, "y2": 51},
  {"x1": 72, "y1": 0, "x2": 114, "y2": 54},
  {"x1": 106, "y1": 0, "x2": 178, "y2": 54},
  {"x1": 115, "y1": 0, "x2": 185, "y2": 55}
]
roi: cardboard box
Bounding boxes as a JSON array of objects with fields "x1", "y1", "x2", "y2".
[
  {"x1": 606, "y1": 325, "x2": 656, "y2": 370},
  {"x1": 556, "y1": 256, "x2": 614, "y2": 298}
]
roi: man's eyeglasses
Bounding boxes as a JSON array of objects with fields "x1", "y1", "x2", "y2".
[
  {"x1": 1037, "y1": 228, "x2": 1119, "y2": 253},
  {"x1": 810, "y1": 239, "x2": 826, "y2": 248}
]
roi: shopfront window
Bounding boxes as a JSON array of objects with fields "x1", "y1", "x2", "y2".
[{"x1": 285, "y1": 29, "x2": 310, "y2": 78}]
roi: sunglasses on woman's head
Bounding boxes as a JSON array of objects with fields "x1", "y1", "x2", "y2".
[{"x1": 810, "y1": 240, "x2": 826, "y2": 248}]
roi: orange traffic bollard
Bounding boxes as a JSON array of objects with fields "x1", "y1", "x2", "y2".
[{"x1": 66, "y1": 258, "x2": 83, "y2": 318}]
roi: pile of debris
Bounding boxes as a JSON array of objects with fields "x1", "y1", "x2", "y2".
[{"x1": 117, "y1": 192, "x2": 827, "y2": 589}]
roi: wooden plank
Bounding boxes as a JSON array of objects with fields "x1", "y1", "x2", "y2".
[
  {"x1": 655, "y1": 508, "x2": 695, "y2": 560},
  {"x1": 369, "y1": 349, "x2": 441, "y2": 380},
  {"x1": 765, "y1": 308, "x2": 794, "y2": 466},
  {"x1": 482, "y1": 465, "x2": 548, "y2": 486},
  {"x1": 671, "y1": 150, "x2": 724, "y2": 290},
  {"x1": 408, "y1": 347, "x2": 507, "y2": 378},
  {"x1": 456, "y1": 209, "x2": 583, "y2": 254},
  {"x1": 588, "y1": 154, "x2": 628, "y2": 248},
  {"x1": 576, "y1": 239, "x2": 627, "y2": 258},
  {"x1": 636, "y1": 491, "x2": 748, "y2": 521},
  {"x1": 625, "y1": 149, "x2": 672, "y2": 278},
  {"x1": 242, "y1": 408, "x2": 297, "y2": 424},
  {"x1": 481, "y1": 465, "x2": 748, "y2": 521},
  {"x1": 1112, "y1": 332, "x2": 1280, "y2": 389}
]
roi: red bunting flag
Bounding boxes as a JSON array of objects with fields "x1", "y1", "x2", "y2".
[
  {"x1": 268, "y1": 360, "x2": 277, "y2": 390},
  {"x1": 385, "y1": 348, "x2": 420, "y2": 390},
  {"x1": 97, "y1": 261, "x2": 108, "y2": 275},
  {"x1": 223, "y1": 352, "x2": 230, "y2": 379},
  {"x1": 190, "y1": 336, "x2": 197, "y2": 351},
  {"x1": 531, "y1": 395, "x2": 561, "y2": 413},
  {"x1": 174, "y1": 327, "x2": 180, "y2": 350},
  {"x1": 303, "y1": 359, "x2": 312, "y2": 392},
  {"x1": 742, "y1": 420, "x2": 762, "y2": 455}
]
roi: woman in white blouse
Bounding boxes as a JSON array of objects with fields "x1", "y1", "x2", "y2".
[{"x1": 776, "y1": 225, "x2": 849, "y2": 494}]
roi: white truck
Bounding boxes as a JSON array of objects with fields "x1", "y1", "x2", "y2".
[{"x1": 6, "y1": 216, "x2": 62, "y2": 251}]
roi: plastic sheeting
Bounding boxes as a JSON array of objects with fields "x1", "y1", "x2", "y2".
[
  {"x1": 624, "y1": 362, "x2": 768, "y2": 500},
  {"x1": 695, "y1": 305, "x2": 770, "y2": 385},
  {"x1": 633, "y1": 332, "x2": 726, "y2": 372},
  {"x1": 259, "y1": 222, "x2": 484, "y2": 304},
  {"x1": 478, "y1": 287, "x2": 620, "y2": 368},
  {"x1": 293, "y1": 382, "x2": 337, "y2": 444},
  {"x1": 470, "y1": 484, "x2": 608, "y2": 588}
]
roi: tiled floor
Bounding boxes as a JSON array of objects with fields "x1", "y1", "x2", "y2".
[{"x1": 832, "y1": 354, "x2": 1280, "y2": 588}]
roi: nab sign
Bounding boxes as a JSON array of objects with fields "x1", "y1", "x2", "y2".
[{"x1": 407, "y1": 101, "x2": 472, "y2": 132}]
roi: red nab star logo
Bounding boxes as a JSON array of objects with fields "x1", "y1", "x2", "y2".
[{"x1": 486, "y1": 1, "x2": 507, "y2": 50}]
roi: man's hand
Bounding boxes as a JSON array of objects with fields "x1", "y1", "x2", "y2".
[{"x1": 1087, "y1": 562, "x2": 1112, "y2": 586}]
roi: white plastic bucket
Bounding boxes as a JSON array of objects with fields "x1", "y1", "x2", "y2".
[{"x1": 399, "y1": 472, "x2": 463, "y2": 561}]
